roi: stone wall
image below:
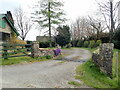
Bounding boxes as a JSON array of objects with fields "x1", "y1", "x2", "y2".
[
  {"x1": 31, "y1": 42, "x2": 54, "y2": 57},
  {"x1": 92, "y1": 43, "x2": 114, "y2": 76}
]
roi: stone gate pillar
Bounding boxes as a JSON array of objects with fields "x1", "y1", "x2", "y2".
[
  {"x1": 31, "y1": 42, "x2": 39, "y2": 57},
  {"x1": 99, "y1": 43, "x2": 114, "y2": 76},
  {"x1": 92, "y1": 43, "x2": 114, "y2": 77}
]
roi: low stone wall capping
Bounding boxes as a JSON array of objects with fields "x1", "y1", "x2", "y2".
[{"x1": 92, "y1": 43, "x2": 114, "y2": 76}]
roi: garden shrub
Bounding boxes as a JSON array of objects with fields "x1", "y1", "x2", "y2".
[
  {"x1": 77, "y1": 40, "x2": 84, "y2": 47},
  {"x1": 65, "y1": 43, "x2": 72, "y2": 48},
  {"x1": 8, "y1": 31, "x2": 26, "y2": 44},
  {"x1": 45, "y1": 55, "x2": 52, "y2": 59},
  {"x1": 100, "y1": 36, "x2": 109, "y2": 43},
  {"x1": 113, "y1": 28, "x2": 120, "y2": 49},
  {"x1": 26, "y1": 41, "x2": 33, "y2": 44},
  {"x1": 89, "y1": 40, "x2": 95, "y2": 48},
  {"x1": 84, "y1": 41, "x2": 89, "y2": 48},
  {"x1": 39, "y1": 42, "x2": 55, "y2": 48},
  {"x1": 39, "y1": 42, "x2": 49, "y2": 48},
  {"x1": 9, "y1": 38, "x2": 26, "y2": 44},
  {"x1": 71, "y1": 40, "x2": 79, "y2": 47},
  {"x1": 113, "y1": 41, "x2": 120, "y2": 49},
  {"x1": 51, "y1": 42, "x2": 56, "y2": 47},
  {"x1": 96, "y1": 40, "x2": 102, "y2": 47}
]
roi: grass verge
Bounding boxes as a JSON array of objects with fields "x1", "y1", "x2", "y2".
[
  {"x1": 57, "y1": 61, "x2": 66, "y2": 63},
  {"x1": 68, "y1": 81, "x2": 81, "y2": 87},
  {"x1": 76, "y1": 60, "x2": 118, "y2": 88},
  {"x1": 0, "y1": 55, "x2": 52, "y2": 65},
  {"x1": 75, "y1": 48, "x2": 119, "y2": 88},
  {"x1": 112, "y1": 49, "x2": 120, "y2": 87}
]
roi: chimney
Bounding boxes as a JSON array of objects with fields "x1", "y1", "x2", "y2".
[{"x1": 6, "y1": 11, "x2": 14, "y2": 25}]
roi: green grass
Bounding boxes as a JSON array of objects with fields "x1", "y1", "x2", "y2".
[
  {"x1": 76, "y1": 60, "x2": 118, "y2": 88},
  {"x1": 0, "y1": 55, "x2": 52, "y2": 65},
  {"x1": 68, "y1": 81, "x2": 81, "y2": 87},
  {"x1": 57, "y1": 61, "x2": 66, "y2": 63},
  {"x1": 112, "y1": 49, "x2": 120, "y2": 87},
  {"x1": 75, "y1": 48, "x2": 119, "y2": 88}
]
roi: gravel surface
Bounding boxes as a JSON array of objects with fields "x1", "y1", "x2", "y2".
[{"x1": 0, "y1": 48, "x2": 91, "y2": 88}]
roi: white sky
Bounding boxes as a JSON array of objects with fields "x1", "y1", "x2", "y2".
[{"x1": 0, "y1": 0, "x2": 119, "y2": 41}]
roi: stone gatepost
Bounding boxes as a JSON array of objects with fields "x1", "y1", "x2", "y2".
[
  {"x1": 92, "y1": 43, "x2": 114, "y2": 77},
  {"x1": 31, "y1": 42, "x2": 40, "y2": 57},
  {"x1": 99, "y1": 43, "x2": 114, "y2": 76}
]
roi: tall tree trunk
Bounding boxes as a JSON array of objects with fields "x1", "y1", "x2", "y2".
[
  {"x1": 110, "y1": 1, "x2": 114, "y2": 43},
  {"x1": 48, "y1": 2, "x2": 52, "y2": 48}
]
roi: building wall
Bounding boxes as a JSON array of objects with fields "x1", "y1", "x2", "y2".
[
  {"x1": 0, "y1": 18, "x2": 11, "y2": 43},
  {"x1": 36, "y1": 36, "x2": 54, "y2": 42},
  {"x1": 0, "y1": 18, "x2": 11, "y2": 34}
]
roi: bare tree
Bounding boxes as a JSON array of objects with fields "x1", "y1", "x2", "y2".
[
  {"x1": 96, "y1": 0, "x2": 119, "y2": 42},
  {"x1": 14, "y1": 7, "x2": 33, "y2": 40},
  {"x1": 70, "y1": 17, "x2": 95, "y2": 40},
  {"x1": 88, "y1": 16, "x2": 106, "y2": 40},
  {"x1": 70, "y1": 16, "x2": 107, "y2": 41}
]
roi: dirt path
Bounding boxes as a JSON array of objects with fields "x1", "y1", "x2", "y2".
[
  {"x1": 62, "y1": 48, "x2": 92, "y2": 62},
  {"x1": 0, "y1": 48, "x2": 91, "y2": 88}
]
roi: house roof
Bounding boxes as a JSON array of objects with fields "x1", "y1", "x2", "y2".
[{"x1": 0, "y1": 13, "x2": 19, "y2": 36}]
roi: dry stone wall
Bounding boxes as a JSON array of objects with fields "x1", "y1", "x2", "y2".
[{"x1": 92, "y1": 43, "x2": 114, "y2": 76}]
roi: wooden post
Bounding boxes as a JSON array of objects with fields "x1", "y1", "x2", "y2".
[{"x1": 3, "y1": 45, "x2": 8, "y2": 59}]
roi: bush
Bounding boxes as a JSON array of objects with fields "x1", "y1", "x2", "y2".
[
  {"x1": 71, "y1": 40, "x2": 79, "y2": 47},
  {"x1": 84, "y1": 41, "x2": 89, "y2": 48},
  {"x1": 39, "y1": 42, "x2": 49, "y2": 48},
  {"x1": 113, "y1": 28, "x2": 120, "y2": 49},
  {"x1": 65, "y1": 43, "x2": 72, "y2": 48},
  {"x1": 96, "y1": 40, "x2": 102, "y2": 47},
  {"x1": 45, "y1": 55, "x2": 52, "y2": 59},
  {"x1": 9, "y1": 38, "x2": 26, "y2": 44},
  {"x1": 26, "y1": 41, "x2": 33, "y2": 44},
  {"x1": 39, "y1": 42, "x2": 55, "y2": 48},
  {"x1": 77, "y1": 40, "x2": 84, "y2": 47},
  {"x1": 113, "y1": 41, "x2": 120, "y2": 49},
  {"x1": 89, "y1": 40, "x2": 95, "y2": 48},
  {"x1": 51, "y1": 42, "x2": 56, "y2": 47},
  {"x1": 100, "y1": 36, "x2": 109, "y2": 43}
]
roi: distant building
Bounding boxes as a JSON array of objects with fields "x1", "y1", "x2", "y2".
[
  {"x1": 0, "y1": 11, "x2": 19, "y2": 43},
  {"x1": 36, "y1": 36, "x2": 54, "y2": 42}
]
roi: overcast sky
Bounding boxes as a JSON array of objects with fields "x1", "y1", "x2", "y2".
[{"x1": 0, "y1": 0, "x2": 119, "y2": 41}]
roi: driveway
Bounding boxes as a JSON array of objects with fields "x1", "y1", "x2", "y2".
[{"x1": 0, "y1": 48, "x2": 91, "y2": 88}]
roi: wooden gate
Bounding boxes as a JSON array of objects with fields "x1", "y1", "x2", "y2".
[{"x1": 0, "y1": 43, "x2": 32, "y2": 59}]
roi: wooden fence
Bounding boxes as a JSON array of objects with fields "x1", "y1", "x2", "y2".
[{"x1": 0, "y1": 43, "x2": 32, "y2": 59}]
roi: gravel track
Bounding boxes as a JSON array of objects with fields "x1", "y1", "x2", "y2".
[{"x1": 0, "y1": 48, "x2": 91, "y2": 88}]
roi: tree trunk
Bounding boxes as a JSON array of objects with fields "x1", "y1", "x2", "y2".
[
  {"x1": 109, "y1": 1, "x2": 114, "y2": 43},
  {"x1": 48, "y1": 2, "x2": 52, "y2": 48}
]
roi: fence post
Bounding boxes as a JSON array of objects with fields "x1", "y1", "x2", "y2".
[
  {"x1": 0, "y1": 42, "x2": 3, "y2": 58},
  {"x1": 3, "y1": 44, "x2": 8, "y2": 59},
  {"x1": 31, "y1": 42, "x2": 39, "y2": 58}
]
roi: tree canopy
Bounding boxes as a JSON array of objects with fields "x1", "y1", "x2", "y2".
[
  {"x1": 32, "y1": 0, "x2": 66, "y2": 47},
  {"x1": 56, "y1": 25, "x2": 71, "y2": 47}
]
